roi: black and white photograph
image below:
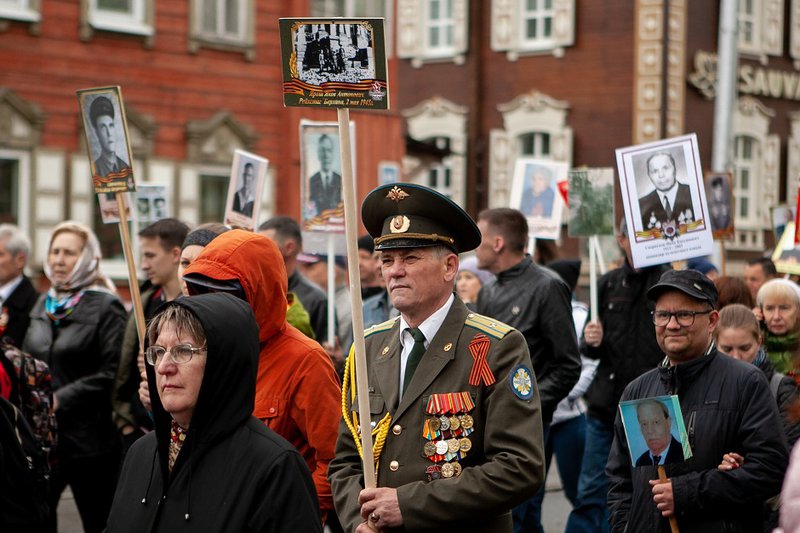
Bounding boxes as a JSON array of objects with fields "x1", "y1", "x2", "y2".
[
  {"x1": 567, "y1": 167, "x2": 615, "y2": 238},
  {"x1": 279, "y1": 18, "x2": 389, "y2": 109},
  {"x1": 137, "y1": 184, "x2": 169, "y2": 224},
  {"x1": 300, "y1": 120, "x2": 354, "y2": 233},
  {"x1": 616, "y1": 134, "x2": 713, "y2": 268},
  {"x1": 97, "y1": 191, "x2": 132, "y2": 224},
  {"x1": 704, "y1": 172, "x2": 734, "y2": 240},
  {"x1": 77, "y1": 86, "x2": 135, "y2": 194},
  {"x1": 509, "y1": 159, "x2": 567, "y2": 240},
  {"x1": 224, "y1": 149, "x2": 269, "y2": 231}
]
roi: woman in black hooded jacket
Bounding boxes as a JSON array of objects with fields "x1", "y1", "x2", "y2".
[{"x1": 106, "y1": 293, "x2": 322, "y2": 532}]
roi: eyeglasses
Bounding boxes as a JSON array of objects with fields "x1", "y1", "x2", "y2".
[
  {"x1": 145, "y1": 344, "x2": 206, "y2": 366},
  {"x1": 651, "y1": 309, "x2": 712, "y2": 327}
]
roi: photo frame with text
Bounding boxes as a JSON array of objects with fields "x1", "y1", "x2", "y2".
[
  {"x1": 137, "y1": 184, "x2": 170, "y2": 225},
  {"x1": 568, "y1": 167, "x2": 615, "y2": 238},
  {"x1": 704, "y1": 172, "x2": 734, "y2": 241},
  {"x1": 619, "y1": 395, "x2": 692, "y2": 468},
  {"x1": 279, "y1": 18, "x2": 389, "y2": 110},
  {"x1": 616, "y1": 134, "x2": 713, "y2": 268},
  {"x1": 77, "y1": 86, "x2": 136, "y2": 194},
  {"x1": 224, "y1": 149, "x2": 269, "y2": 231},
  {"x1": 772, "y1": 221, "x2": 800, "y2": 275},
  {"x1": 509, "y1": 158, "x2": 567, "y2": 241}
]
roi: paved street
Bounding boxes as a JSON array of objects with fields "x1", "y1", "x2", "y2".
[{"x1": 58, "y1": 461, "x2": 574, "y2": 532}]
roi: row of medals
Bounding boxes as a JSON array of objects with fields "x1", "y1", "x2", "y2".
[{"x1": 423, "y1": 413, "x2": 474, "y2": 480}]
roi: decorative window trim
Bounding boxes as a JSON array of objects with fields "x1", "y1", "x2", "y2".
[
  {"x1": 792, "y1": 0, "x2": 800, "y2": 67},
  {"x1": 0, "y1": 148, "x2": 32, "y2": 239},
  {"x1": 738, "y1": 0, "x2": 783, "y2": 64},
  {"x1": 729, "y1": 96, "x2": 778, "y2": 251},
  {"x1": 185, "y1": 111, "x2": 257, "y2": 165},
  {"x1": 488, "y1": 89, "x2": 572, "y2": 208},
  {"x1": 188, "y1": 0, "x2": 256, "y2": 61},
  {"x1": 787, "y1": 110, "x2": 800, "y2": 200},
  {"x1": 397, "y1": 0, "x2": 468, "y2": 67},
  {"x1": 402, "y1": 96, "x2": 468, "y2": 205},
  {"x1": 0, "y1": 0, "x2": 41, "y2": 34},
  {"x1": 491, "y1": 0, "x2": 575, "y2": 62},
  {"x1": 80, "y1": 0, "x2": 155, "y2": 46},
  {"x1": 0, "y1": 88, "x2": 46, "y2": 150}
]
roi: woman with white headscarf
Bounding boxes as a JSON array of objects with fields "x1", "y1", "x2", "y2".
[{"x1": 23, "y1": 221, "x2": 126, "y2": 533}]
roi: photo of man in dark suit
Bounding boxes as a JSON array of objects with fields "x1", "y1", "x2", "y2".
[
  {"x1": 639, "y1": 151, "x2": 694, "y2": 230},
  {"x1": 89, "y1": 95, "x2": 131, "y2": 184},
  {"x1": 634, "y1": 399, "x2": 684, "y2": 467},
  {"x1": 307, "y1": 134, "x2": 342, "y2": 216},
  {"x1": 232, "y1": 162, "x2": 255, "y2": 217}
]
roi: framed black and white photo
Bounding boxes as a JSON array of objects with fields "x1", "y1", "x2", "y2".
[
  {"x1": 300, "y1": 120, "x2": 355, "y2": 234},
  {"x1": 224, "y1": 149, "x2": 269, "y2": 231},
  {"x1": 616, "y1": 134, "x2": 713, "y2": 268},
  {"x1": 137, "y1": 184, "x2": 170, "y2": 224},
  {"x1": 509, "y1": 159, "x2": 567, "y2": 241},
  {"x1": 97, "y1": 192, "x2": 132, "y2": 224},
  {"x1": 77, "y1": 86, "x2": 136, "y2": 194},
  {"x1": 704, "y1": 172, "x2": 734, "y2": 241},
  {"x1": 279, "y1": 18, "x2": 389, "y2": 109}
]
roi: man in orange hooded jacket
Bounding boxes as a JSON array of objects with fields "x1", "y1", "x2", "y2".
[{"x1": 182, "y1": 230, "x2": 341, "y2": 520}]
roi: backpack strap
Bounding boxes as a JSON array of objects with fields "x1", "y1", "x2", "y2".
[{"x1": 770, "y1": 372, "x2": 785, "y2": 401}]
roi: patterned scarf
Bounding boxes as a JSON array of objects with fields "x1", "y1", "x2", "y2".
[
  {"x1": 44, "y1": 290, "x2": 85, "y2": 325},
  {"x1": 168, "y1": 419, "x2": 187, "y2": 473}
]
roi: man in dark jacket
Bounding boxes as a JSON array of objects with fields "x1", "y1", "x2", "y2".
[
  {"x1": 0, "y1": 224, "x2": 38, "y2": 348},
  {"x1": 606, "y1": 270, "x2": 788, "y2": 533},
  {"x1": 566, "y1": 220, "x2": 669, "y2": 533},
  {"x1": 475, "y1": 207, "x2": 580, "y2": 532}
]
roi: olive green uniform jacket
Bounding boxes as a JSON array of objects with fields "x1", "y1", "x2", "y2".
[{"x1": 329, "y1": 298, "x2": 545, "y2": 532}]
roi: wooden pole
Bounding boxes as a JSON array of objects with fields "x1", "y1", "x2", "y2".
[
  {"x1": 658, "y1": 466, "x2": 680, "y2": 533},
  {"x1": 327, "y1": 233, "x2": 336, "y2": 346},
  {"x1": 115, "y1": 193, "x2": 146, "y2": 350},
  {"x1": 719, "y1": 240, "x2": 727, "y2": 277},
  {"x1": 337, "y1": 108, "x2": 376, "y2": 488}
]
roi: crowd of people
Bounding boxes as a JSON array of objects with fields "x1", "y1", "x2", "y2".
[{"x1": 0, "y1": 181, "x2": 799, "y2": 533}]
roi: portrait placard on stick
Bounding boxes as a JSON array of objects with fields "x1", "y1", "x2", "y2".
[
  {"x1": 616, "y1": 134, "x2": 713, "y2": 268},
  {"x1": 509, "y1": 159, "x2": 567, "y2": 241},
  {"x1": 137, "y1": 184, "x2": 170, "y2": 224},
  {"x1": 77, "y1": 86, "x2": 136, "y2": 193},
  {"x1": 224, "y1": 150, "x2": 268, "y2": 231},
  {"x1": 619, "y1": 395, "x2": 692, "y2": 468},
  {"x1": 568, "y1": 168, "x2": 615, "y2": 238},
  {"x1": 773, "y1": 221, "x2": 800, "y2": 275},
  {"x1": 704, "y1": 172, "x2": 734, "y2": 241},
  {"x1": 279, "y1": 18, "x2": 389, "y2": 110},
  {"x1": 97, "y1": 192, "x2": 132, "y2": 224}
]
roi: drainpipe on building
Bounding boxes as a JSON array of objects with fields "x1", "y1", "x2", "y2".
[{"x1": 712, "y1": 0, "x2": 739, "y2": 173}]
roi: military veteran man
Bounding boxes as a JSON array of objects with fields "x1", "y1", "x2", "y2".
[{"x1": 329, "y1": 183, "x2": 545, "y2": 532}]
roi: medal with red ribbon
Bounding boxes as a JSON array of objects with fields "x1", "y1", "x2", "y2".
[{"x1": 468, "y1": 333, "x2": 495, "y2": 386}]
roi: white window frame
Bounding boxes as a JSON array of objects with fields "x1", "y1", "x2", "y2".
[
  {"x1": 520, "y1": 0, "x2": 555, "y2": 51},
  {"x1": 491, "y1": 0, "x2": 574, "y2": 61},
  {"x1": 425, "y1": 0, "x2": 456, "y2": 57},
  {"x1": 397, "y1": 0, "x2": 466, "y2": 66},
  {"x1": 86, "y1": 0, "x2": 153, "y2": 37},
  {"x1": 488, "y1": 90, "x2": 572, "y2": 208},
  {"x1": 732, "y1": 135, "x2": 759, "y2": 227},
  {"x1": 425, "y1": 136, "x2": 455, "y2": 199},
  {"x1": 0, "y1": 149, "x2": 31, "y2": 240},
  {"x1": 738, "y1": 0, "x2": 760, "y2": 53},
  {"x1": 737, "y1": 0, "x2": 783, "y2": 61},
  {"x1": 0, "y1": 0, "x2": 41, "y2": 23},
  {"x1": 190, "y1": 0, "x2": 255, "y2": 57},
  {"x1": 196, "y1": 0, "x2": 246, "y2": 42},
  {"x1": 403, "y1": 97, "x2": 468, "y2": 205},
  {"x1": 518, "y1": 131, "x2": 552, "y2": 158}
]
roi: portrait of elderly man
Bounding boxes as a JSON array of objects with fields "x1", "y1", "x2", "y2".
[
  {"x1": 638, "y1": 151, "x2": 694, "y2": 230},
  {"x1": 89, "y1": 95, "x2": 131, "y2": 184},
  {"x1": 520, "y1": 165, "x2": 556, "y2": 218},
  {"x1": 307, "y1": 134, "x2": 342, "y2": 216},
  {"x1": 633, "y1": 399, "x2": 683, "y2": 467},
  {"x1": 233, "y1": 162, "x2": 255, "y2": 217}
]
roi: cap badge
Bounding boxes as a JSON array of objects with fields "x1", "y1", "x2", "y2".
[
  {"x1": 390, "y1": 215, "x2": 411, "y2": 233},
  {"x1": 386, "y1": 186, "x2": 410, "y2": 202}
]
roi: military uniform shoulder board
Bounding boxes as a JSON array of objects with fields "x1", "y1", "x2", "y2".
[
  {"x1": 464, "y1": 313, "x2": 513, "y2": 340},
  {"x1": 364, "y1": 316, "x2": 399, "y2": 338}
]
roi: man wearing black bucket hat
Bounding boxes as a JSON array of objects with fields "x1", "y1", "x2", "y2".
[
  {"x1": 606, "y1": 269, "x2": 788, "y2": 533},
  {"x1": 329, "y1": 183, "x2": 545, "y2": 532}
]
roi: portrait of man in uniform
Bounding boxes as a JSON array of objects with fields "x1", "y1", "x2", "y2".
[
  {"x1": 307, "y1": 133, "x2": 342, "y2": 216},
  {"x1": 232, "y1": 162, "x2": 255, "y2": 217},
  {"x1": 89, "y1": 95, "x2": 132, "y2": 186},
  {"x1": 638, "y1": 151, "x2": 695, "y2": 230}
]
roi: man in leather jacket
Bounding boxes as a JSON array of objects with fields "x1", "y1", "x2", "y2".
[{"x1": 475, "y1": 207, "x2": 580, "y2": 532}]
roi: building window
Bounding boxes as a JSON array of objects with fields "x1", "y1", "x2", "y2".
[
  {"x1": 190, "y1": 0, "x2": 254, "y2": 58},
  {"x1": 491, "y1": 0, "x2": 574, "y2": 60},
  {"x1": 84, "y1": 0, "x2": 153, "y2": 38},
  {"x1": 397, "y1": 0, "x2": 466, "y2": 66},
  {"x1": 425, "y1": 136, "x2": 454, "y2": 199},
  {"x1": 733, "y1": 135, "x2": 758, "y2": 224},
  {"x1": 518, "y1": 131, "x2": 551, "y2": 158},
  {"x1": 521, "y1": 0, "x2": 554, "y2": 49},
  {"x1": 0, "y1": 158, "x2": 19, "y2": 224},
  {"x1": 311, "y1": 0, "x2": 387, "y2": 16},
  {"x1": 0, "y1": 0, "x2": 41, "y2": 23},
  {"x1": 737, "y1": 0, "x2": 784, "y2": 59},
  {"x1": 200, "y1": 174, "x2": 228, "y2": 223}
]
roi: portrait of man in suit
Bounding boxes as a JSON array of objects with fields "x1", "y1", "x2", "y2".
[
  {"x1": 634, "y1": 399, "x2": 684, "y2": 467},
  {"x1": 307, "y1": 134, "x2": 342, "y2": 216},
  {"x1": 89, "y1": 95, "x2": 132, "y2": 185},
  {"x1": 233, "y1": 162, "x2": 255, "y2": 217},
  {"x1": 638, "y1": 151, "x2": 694, "y2": 230},
  {"x1": 707, "y1": 175, "x2": 732, "y2": 234}
]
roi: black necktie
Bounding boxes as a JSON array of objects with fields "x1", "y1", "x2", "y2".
[
  {"x1": 652, "y1": 455, "x2": 661, "y2": 466},
  {"x1": 663, "y1": 196, "x2": 672, "y2": 219},
  {"x1": 403, "y1": 327, "x2": 426, "y2": 394}
]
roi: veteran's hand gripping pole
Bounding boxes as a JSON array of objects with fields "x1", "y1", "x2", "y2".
[{"x1": 337, "y1": 108, "x2": 377, "y2": 489}]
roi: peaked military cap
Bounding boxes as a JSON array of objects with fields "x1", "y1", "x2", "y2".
[
  {"x1": 361, "y1": 183, "x2": 481, "y2": 253},
  {"x1": 89, "y1": 96, "x2": 115, "y2": 127}
]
